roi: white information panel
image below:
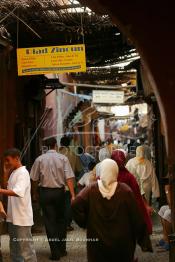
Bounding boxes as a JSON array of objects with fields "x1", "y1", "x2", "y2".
[{"x1": 92, "y1": 90, "x2": 124, "y2": 104}]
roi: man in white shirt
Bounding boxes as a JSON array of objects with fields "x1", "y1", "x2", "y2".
[{"x1": 0, "y1": 148, "x2": 37, "y2": 262}]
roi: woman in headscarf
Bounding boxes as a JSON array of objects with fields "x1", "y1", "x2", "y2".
[
  {"x1": 72, "y1": 159, "x2": 152, "y2": 262},
  {"x1": 126, "y1": 146, "x2": 160, "y2": 204},
  {"x1": 111, "y1": 149, "x2": 152, "y2": 235},
  {"x1": 95, "y1": 146, "x2": 111, "y2": 177}
]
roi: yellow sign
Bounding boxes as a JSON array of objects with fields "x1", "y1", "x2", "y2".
[{"x1": 17, "y1": 44, "x2": 86, "y2": 76}]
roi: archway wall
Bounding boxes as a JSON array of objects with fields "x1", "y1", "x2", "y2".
[{"x1": 80, "y1": 0, "x2": 175, "y2": 163}]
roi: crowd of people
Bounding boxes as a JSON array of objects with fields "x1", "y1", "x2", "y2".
[{"x1": 0, "y1": 135, "x2": 171, "y2": 262}]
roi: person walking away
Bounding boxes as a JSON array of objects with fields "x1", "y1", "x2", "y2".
[
  {"x1": 76, "y1": 147, "x2": 95, "y2": 176},
  {"x1": 72, "y1": 159, "x2": 152, "y2": 262},
  {"x1": 77, "y1": 161, "x2": 97, "y2": 191},
  {"x1": 30, "y1": 137, "x2": 75, "y2": 261},
  {"x1": 95, "y1": 146, "x2": 111, "y2": 178},
  {"x1": 59, "y1": 136, "x2": 83, "y2": 179},
  {"x1": 142, "y1": 143, "x2": 152, "y2": 161},
  {"x1": 126, "y1": 145, "x2": 160, "y2": 204},
  {"x1": 59, "y1": 136, "x2": 83, "y2": 231},
  {"x1": 1, "y1": 148, "x2": 37, "y2": 262},
  {"x1": 111, "y1": 149, "x2": 152, "y2": 235}
]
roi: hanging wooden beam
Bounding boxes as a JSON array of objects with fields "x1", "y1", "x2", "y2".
[{"x1": 40, "y1": 4, "x2": 82, "y2": 11}]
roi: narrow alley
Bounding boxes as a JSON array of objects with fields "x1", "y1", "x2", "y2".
[{"x1": 0, "y1": 1, "x2": 175, "y2": 262}]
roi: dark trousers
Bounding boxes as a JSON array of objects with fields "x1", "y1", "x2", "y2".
[
  {"x1": 39, "y1": 187, "x2": 66, "y2": 258},
  {"x1": 65, "y1": 191, "x2": 72, "y2": 227}
]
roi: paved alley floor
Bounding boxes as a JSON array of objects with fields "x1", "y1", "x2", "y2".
[{"x1": 1, "y1": 222, "x2": 169, "y2": 262}]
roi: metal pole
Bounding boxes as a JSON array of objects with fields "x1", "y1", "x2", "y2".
[{"x1": 59, "y1": 79, "x2": 136, "y2": 90}]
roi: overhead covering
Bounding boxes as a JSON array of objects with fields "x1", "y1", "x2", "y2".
[{"x1": 0, "y1": 0, "x2": 137, "y2": 67}]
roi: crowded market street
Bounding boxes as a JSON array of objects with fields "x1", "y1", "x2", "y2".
[{"x1": 0, "y1": 1, "x2": 175, "y2": 262}]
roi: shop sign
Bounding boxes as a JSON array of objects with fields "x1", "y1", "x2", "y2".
[
  {"x1": 17, "y1": 44, "x2": 86, "y2": 76},
  {"x1": 92, "y1": 90, "x2": 124, "y2": 104}
]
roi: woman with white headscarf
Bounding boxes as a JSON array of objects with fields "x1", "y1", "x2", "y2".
[
  {"x1": 126, "y1": 146, "x2": 160, "y2": 204},
  {"x1": 72, "y1": 159, "x2": 152, "y2": 262},
  {"x1": 95, "y1": 146, "x2": 111, "y2": 178}
]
